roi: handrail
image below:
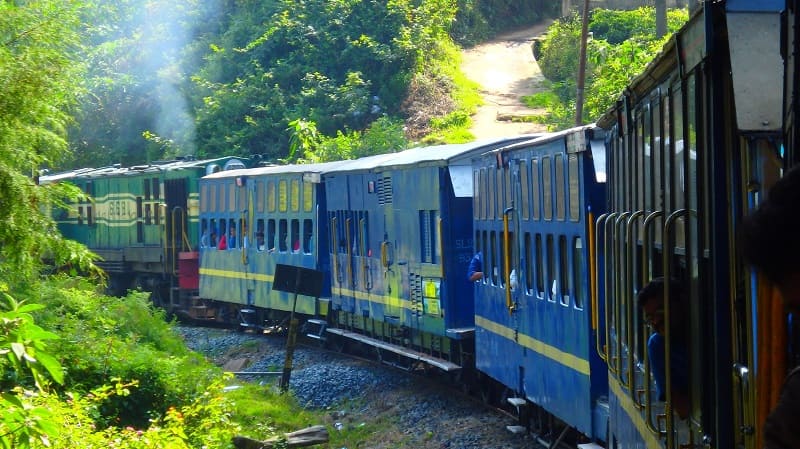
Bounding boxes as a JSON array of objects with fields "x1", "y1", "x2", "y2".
[
  {"x1": 626, "y1": 210, "x2": 645, "y2": 407},
  {"x1": 603, "y1": 212, "x2": 619, "y2": 375},
  {"x1": 641, "y1": 210, "x2": 664, "y2": 435},
  {"x1": 614, "y1": 211, "x2": 631, "y2": 383},
  {"x1": 592, "y1": 212, "x2": 610, "y2": 361},
  {"x1": 662, "y1": 208, "x2": 694, "y2": 449},
  {"x1": 503, "y1": 206, "x2": 515, "y2": 314}
]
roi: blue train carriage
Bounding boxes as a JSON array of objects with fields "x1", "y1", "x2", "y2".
[
  {"x1": 596, "y1": 2, "x2": 784, "y2": 448},
  {"x1": 320, "y1": 137, "x2": 538, "y2": 371},
  {"x1": 197, "y1": 160, "x2": 347, "y2": 326},
  {"x1": 471, "y1": 125, "x2": 607, "y2": 441},
  {"x1": 39, "y1": 157, "x2": 247, "y2": 300}
]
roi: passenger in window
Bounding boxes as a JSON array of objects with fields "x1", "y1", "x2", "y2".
[
  {"x1": 292, "y1": 239, "x2": 300, "y2": 253},
  {"x1": 256, "y1": 232, "x2": 265, "y2": 251},
  {"x1": 228, "y1": 227, "x2": 236, "y2": 249},
  {"x1": 741, "y1": 164, "x2": 800, "y2": 449},
  {"x1": 209, "y1": 231, "x2": 218, "y2": 248},
  {"x1": 467, "y1": 251, "x2": 483, "y2": 282},
  {"x1": 201, "y1": 229, "x2": 211, "y2": 248},
  {"x1": 217, "y1": 231, "x2": 227, "y2": 250},
  {"x1": 637, "y1": 277, "x2": 690, "y2": 419}
]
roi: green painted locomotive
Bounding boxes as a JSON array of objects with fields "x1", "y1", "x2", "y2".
[{"x1": 40, "y1": 156, "x2": 247, "y2": 309}]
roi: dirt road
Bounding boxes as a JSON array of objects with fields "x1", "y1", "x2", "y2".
[{"x1": 461, "y1": 22, "x2": 552, "y2": 138}]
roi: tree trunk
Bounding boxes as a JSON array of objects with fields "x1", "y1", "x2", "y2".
[
  {"x1": 655, "y1": 0, "x2": 667, "y2": 38},
  {"x1": 233, "y1": 425, "x2": 330, "y2": 449}
]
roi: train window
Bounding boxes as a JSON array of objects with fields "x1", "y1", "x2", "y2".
[
  {"x1": 303, "y1": 219, "x2": 313, "y2": 254},
  {"x1": 278, "y1": 180, "x2": 288, "y2": 212},
  {"x1": 504, "y1": 167, "x2": 512, "y2": 213},
  {"x1": 279, "y1": 219, "x2": 288, "y2": 252},
  {"x1": 488, "y1": 168, "x2": 496, "y2": 220},
  {"x1": 672, "y1": 85, "x2": 686, "y2": 212},
  {"x1": 256, "y1": 219, "x2": 265, "y2": 251},
  {"x1": 201, "y1": 184, "x2": 209, "y2": 212},
  {"x1": 136, "y1": 197, "x2": 143, "y2": 219},
  {"x1": 481, "y1": 230, "x2": 488, "y2": 284},
  {"x1": 653, "y1": 99, "x2": 664, "y2": 214},
  {"x1": 542, "y1": 157, "x2": 552, "y2": 221},
  {"x1": 152, "y1": 178, "x2": 159, "y2": 200},
  {"x1": 473, "y1": 170, "x2": 480, "y2": 219},
  {"x1": 267, "y1": 181, "x2": 276, "y2": 212},
  {"x1": 210, "y1": 219, "x2": 217, "y2": 247},
  {"x1": 637, "y1": 108, "x2": 646, "y2": 214},
  {"x1": 524, "y1": 232, "x2": 533, "y2": 294},
  {"x1": 559, "y1": 235, "x2": 569, "y2": 306},
  {"x1": 211, "y1": 184, "x2": 218, "y2": 212},
  {"x1": 519, "y1": 161, "x2": 530, "y2": 220},
  {"x1": 480, "y1": 168, "x2": 487, "y2": 220},
  {"x1": 228, "y1": 183, "x2": 236, "y2": 212},
  {"x1": 568, "y1": 154, "x2": 580, "y2": 221},
  {"x1": 145, "y1": 204, "x2": 152, "y2": 225},
  {"x1": 228, "y1": 219, "x2": 237, "y2": 248},
  {"x1": 489, "y1": 231, "x2": 497, "y2": 285},
  {"x1": 218, "y1": 220, "x2": 227, "y2": 244},
  {"x1": 555, "y1": 154, "x2": 565, "y2": 221},
  {"x1": 535, "y1": 233, "x2": 544, "y2": 298},
  {"x1": 87, "y1": 206, "x2": 94, "y2": 226},
  {"x1": 531, "y1": 159, "x2": 540, "y2": 220},
  {"x1": 257, "y1": 181, "x2": 265, "y2": 213},
  {"x1": 303, "y1": 181, "x2": 313, "y2": 212},
  {"x1": 291, "y1": 219, "x2": 300, "y2": 253},
  {"x1": 546, "y1": 234, "x2": 555, "y2": 302},
  {"x1": 238, "y1": 184, "x2": 247, "y2": 210},
  {"x1": 497, "y1": 167, "x2": 505, "y2": 219},
  {"x1": 573, "y1": 237, "x2": 584, "y2": 310},
  {"x1": 291, "y1": 179, "x2": 300, "y2": 212},
  {"x1": 267, "y1": 219, "x2": 276, "y2": 252},
  {"x1": 239, "y1": 218, "x2": 247, "y2": 248},
  {"x1": 144, "y1": 179, "x2": 151, "y2": 200}
]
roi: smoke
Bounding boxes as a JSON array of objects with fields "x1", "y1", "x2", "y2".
[{"x1": 135, "y1": 0, "x2": 221, "y2": 158}]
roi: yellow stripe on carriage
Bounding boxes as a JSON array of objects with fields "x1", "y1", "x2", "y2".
[
  {"x1": 609, "y1": 378, "x2": 663, "y2": 448},
  {"x1": 199, "y1": 267, "x2": 412, "y2": 309},
  {"x1": 475, "y1": 315, "x2": 590, "y2": 376}
]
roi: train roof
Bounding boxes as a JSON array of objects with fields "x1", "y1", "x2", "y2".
[
  {"x1": 200, "y1": 135, "x2": 543, "y2": 182},
  {"x1": 479, "y1": 125, "x2": 607, "y2": 183},
  {"x1": 39, "y1": 156, "x2": 247, "y2": 184}
]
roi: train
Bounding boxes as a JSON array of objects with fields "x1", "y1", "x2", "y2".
[{"x1": 40, "y1": 1, "x2": 799, "y2": 448}]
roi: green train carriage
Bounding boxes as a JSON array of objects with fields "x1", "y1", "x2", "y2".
[{"x1": 41, "y1": 157, "x2": 246, "y2": 305}]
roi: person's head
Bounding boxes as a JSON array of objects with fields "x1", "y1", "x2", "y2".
[
  {"x1": 637, "y1": 277, "x2": 683, "y2": 335},
  {"x1": 741, "y1": 164, "x2": 800, "y2": 306}
]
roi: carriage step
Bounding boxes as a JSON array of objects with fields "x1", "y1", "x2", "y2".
[
  {"x1": 507, "y1": 397, "x2": 526, "y2": 408},
  {"x1": 506, "y1": 425, "x2": 527, "y2": 434},
  {"x1": 304, "y1": 319, "x2": 327, "y2": 341},
  {"x1": 578, "y1": 444, "x2": 604, "y2": 449}
]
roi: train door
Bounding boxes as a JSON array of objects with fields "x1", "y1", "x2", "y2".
[{"x1": 378, "y1": 174, "x2": 403, "y2": 321}]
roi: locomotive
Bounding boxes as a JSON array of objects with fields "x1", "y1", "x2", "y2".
[{"x1": 42, "y1": 1, "x2": 800, "y2": 448}]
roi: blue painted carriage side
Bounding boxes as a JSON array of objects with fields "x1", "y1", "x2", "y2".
[{"x1": 472, "y1": 126, "x2": 608, "y2": 439}]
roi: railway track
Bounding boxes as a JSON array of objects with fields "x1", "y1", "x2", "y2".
[{"x1": 178, "y1": 324, "x2": 548, "y2": 449}]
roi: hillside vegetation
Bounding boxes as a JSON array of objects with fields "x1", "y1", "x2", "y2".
[{"x1": 67, "y1": 0, "x2": 558, "y2": 169}]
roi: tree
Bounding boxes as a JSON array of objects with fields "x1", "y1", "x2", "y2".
[{"x1": 0, "y1": 3, "x2": 100, "y2": 446}]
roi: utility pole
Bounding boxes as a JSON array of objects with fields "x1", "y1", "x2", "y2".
[{"x1": 575, "y1": 0, "x2": 590, "y2": 126}]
